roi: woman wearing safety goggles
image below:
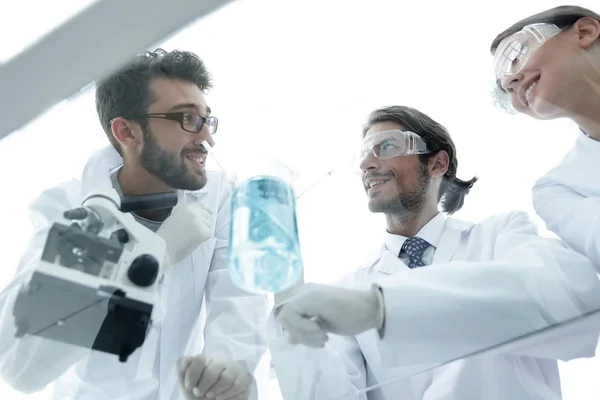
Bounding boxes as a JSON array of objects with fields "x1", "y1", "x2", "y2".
[{"x1": 489, "y1": 6, "x2": 600, "y2": 268}]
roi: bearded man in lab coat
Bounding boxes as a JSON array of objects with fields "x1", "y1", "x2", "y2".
[
  {"x1": 0, "y1": 49, "x2": 269, "y2": 400},
  {"x1": 271, "y1": 105, "x2": 600, "y2": 400}
]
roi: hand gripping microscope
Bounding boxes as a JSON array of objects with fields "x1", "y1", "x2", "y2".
[{"x1": 12, "y1": 188, "x2": 177, "y2": 362}]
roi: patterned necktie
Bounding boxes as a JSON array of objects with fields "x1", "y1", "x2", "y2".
[{"x1": 400, "y1": 237, "x2": 430, "y2": 268}]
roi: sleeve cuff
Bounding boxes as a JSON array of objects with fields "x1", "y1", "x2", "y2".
[{"x1": 372, "y1": 283, "x2": 386, "y2": 339}]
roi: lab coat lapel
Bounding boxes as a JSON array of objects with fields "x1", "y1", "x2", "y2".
[
  {"x1": 433, "y1": 217, "x2": 473, "y2": 264},
  {"x1": 158, "y1": 191, "x2": 212, "y2": 400},
  {"x1": 159, "y1": 193, "x2": 194, "y2": 399},
  {"x1": 375, "y1": 249, "x2": 411, "y2": 275}
]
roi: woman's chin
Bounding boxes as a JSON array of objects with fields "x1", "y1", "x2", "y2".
[{"x1": 528, "y1": 96, "x2": 564, "y2": 120}]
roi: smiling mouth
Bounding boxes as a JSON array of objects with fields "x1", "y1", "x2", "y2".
[
  {"x1": 185, "y1": 153, "x2": 207, "y2": 167},
  {"x1": 365, "y1": 178, "x2": 391, "y2": 192},
  {"x1": 523, "y1": 78, "x2": 540, "y2": 106}
]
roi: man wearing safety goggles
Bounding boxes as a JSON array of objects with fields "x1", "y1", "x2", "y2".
[
  {"x1": 270, "y1": 105, "x2": 600, "y2": 400},
  {"x1": 490, "y1": 7, "x2": 600, "y2": 270}
]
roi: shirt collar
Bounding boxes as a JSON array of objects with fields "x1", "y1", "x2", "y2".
[{"x1": 384, "y1": 212, "x2": 446, "y2": 256}]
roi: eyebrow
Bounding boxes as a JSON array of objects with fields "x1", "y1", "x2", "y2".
[{"x1": 168, "y1": 102, "x2": 211, "y2": 116}]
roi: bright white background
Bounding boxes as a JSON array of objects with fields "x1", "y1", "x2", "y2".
[{"x1": 0, "y1": 0, "x2": 599, "y2": 399}]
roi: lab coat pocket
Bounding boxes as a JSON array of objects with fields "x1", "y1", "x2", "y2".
[{"x1": 192, "y1": 237, "x2": 217, "y2": 301}]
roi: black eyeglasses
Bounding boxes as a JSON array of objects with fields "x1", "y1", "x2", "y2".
[{"x1": 123, "y1": 112, "x2": 218, "y2": 135}]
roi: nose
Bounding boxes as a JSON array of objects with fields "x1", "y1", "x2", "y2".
[
  {"x1": 359, "y1": 151, "x2": 380, "y2": 172},
  {"x1": 192, "y1": 124, "x2": 215, "y2": 148},
  {"x1": 501, "y1": 71, "x2": 523, "y2": 93}
]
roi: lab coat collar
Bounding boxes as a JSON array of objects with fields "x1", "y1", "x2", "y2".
[
  {"x1": 383, "y1": 212, "x2": 446, "y2": 258},
  {"x1": 434, "y1": 216, "x2": 474, "y2": 263},
  {"x1": 579, "y1": 127, "x2": 597, "y2": 141},
  {"x1": 80, "y1": 145, "x2": 208, "y2": 200},
  {"x1": 577, "y1": 128, "x2": 600, "y2": 148},
  {"x1": 374, "y1": 213, "x2": 473, "y2": 275}
]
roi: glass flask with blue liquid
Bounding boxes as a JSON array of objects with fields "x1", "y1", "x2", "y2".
[{"x1": 227, "y1": 160, "x2": 303, "y2": 294}]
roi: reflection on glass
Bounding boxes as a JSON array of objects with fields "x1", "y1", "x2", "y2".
[{"x1": 2, "y1": 1, "x2": 600, "y2": 400}]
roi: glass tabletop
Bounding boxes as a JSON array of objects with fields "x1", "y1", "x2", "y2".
[{"x1": 1, "y1": 1, "x2": 600, "y2": 399}]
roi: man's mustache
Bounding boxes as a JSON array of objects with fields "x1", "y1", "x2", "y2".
[
  {"x1": 182, "y1": 148, "x2": 208, "y2": 156},
  {"x1": 364, "y1": 173, "x2": 392, "y2": 181}
]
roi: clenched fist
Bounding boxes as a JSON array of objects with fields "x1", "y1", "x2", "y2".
[
  {"x1": 276, "y1": 283, "x2": 383, "y2": 348},
  {"x1": 177, "y1": 354, "x2": 253, "y2": 400},
  {"x1": 157, "y1": 202, "x2": 214, "y2": 267}
]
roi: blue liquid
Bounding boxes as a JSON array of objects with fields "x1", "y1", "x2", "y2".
[{"x1": 227, "y1": 176, "x2": 303, "y2": 294}]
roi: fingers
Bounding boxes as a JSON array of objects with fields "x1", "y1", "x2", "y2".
[
  {"x1": 221, "y1": 395, "x2": 248, "y2": 400},
  {"x1": 204, "y1": 369, "x2": 243, "y2": 399},
  {"x1": 273, "y1": 276, "x2": 305, "y2": 308},
  {"x1": 192, "y1": 203, "x2": 214, "y2": 231},
  {"x1": 278, "y1": 309, "x2": 325, "y2": 336},
  {"x1": 193, "y1": 360, "x2": 226, "y2": 398},
  {"x1": 215, "y1": 392, "x2": 250, "y2": 400},
  {"x1": 193, "y1": 202, "x2": 214, "y2": 215},
  {"x1": 211, "y1": 370, "x2": 252, "y2": 400},
  {"x1": 177, "y1": 356, "x2": 199, "y2": 400},
  {"x1": 181, "y1": 355, "x2": 210, "y2": 391},
  {"x1": 177, "y1": 357, "x2": 253, "y2": 400},
  {"x1": 278, "y1": 310, "x2": 328, "y2": 347},
  {"x1": 177, "y1": 357, "x2": 193, "y2": 384},
  {"x1": 197, "y1": 208, "x2": 214, "y2": 223}
]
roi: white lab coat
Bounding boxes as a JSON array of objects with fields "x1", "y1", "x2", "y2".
[
  {"x1": 0, "y1": 146, "x2": 270, "y2": 400},
  {"x1": 533, "y1": 132, "x2": 600, "y2": 269},
  {"x1": 270, "y1": 211, "x2": 600, "y2": 400}
]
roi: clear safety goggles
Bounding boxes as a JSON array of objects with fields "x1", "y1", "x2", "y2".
[
  {"x1": 491, "y1": 23, "x2": 563, "y2": 114},
  {"x1": 357, "y1": 129, "x2": 430, "y2": 167}
]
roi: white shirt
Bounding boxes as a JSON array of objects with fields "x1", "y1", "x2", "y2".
[{"x1": 384, "y1": 213, "x2": 445, "y2": 267}]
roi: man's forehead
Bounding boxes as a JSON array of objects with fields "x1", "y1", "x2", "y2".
[
  {"x1": 148, "y1": 78, "x2": 209, "y2": 114},
  {"x1": 363, "y1": 130, "x2": 407, "y2": 147},
  {"x1": 365, "y1": 122, "x2": 406, "y2": 138}
]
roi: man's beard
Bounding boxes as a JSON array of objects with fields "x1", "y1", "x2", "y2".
[
  {"x1": 140, "y1": 127, "x2": 207, "y2": 191},
  {"x1": 368, "y1": 163, "x2": 431, "y2": 219}
]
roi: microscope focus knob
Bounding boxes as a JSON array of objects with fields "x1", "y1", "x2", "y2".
[
  {"x1": 127, "y1": 255, "x2": 159, "y2": 287},
  {"x1": 112, "y1": 229, "x2": 129, "y2": 244}
]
